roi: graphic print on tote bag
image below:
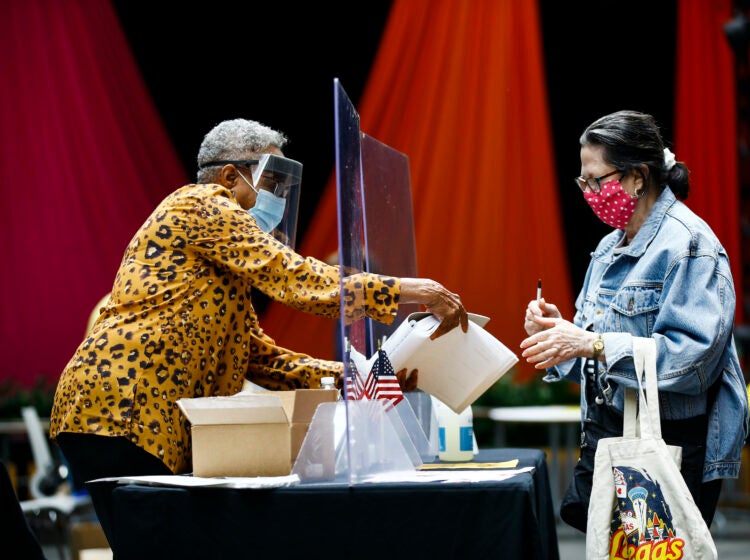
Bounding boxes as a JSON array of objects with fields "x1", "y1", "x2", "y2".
[{"x1": 609, "y1": 466, "x2": 686, "y2": 558}]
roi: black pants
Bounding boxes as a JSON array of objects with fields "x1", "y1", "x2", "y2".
[
  {"x1": 55, "y1": 433, "x2": 172, "y2": 550},
  {"x1": 560, "y1": 394, "x2": 723, "y2": 533}
]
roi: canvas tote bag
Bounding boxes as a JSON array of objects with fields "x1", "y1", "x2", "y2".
[{"x1": 586, "y1": 337, "x2": 717, "y2": 560}]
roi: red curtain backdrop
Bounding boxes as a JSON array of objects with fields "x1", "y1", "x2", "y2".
[
  {"x1": 262, "y1": 0, "x2": 575, "y2": 382},
  {"x1": 0, "y1": 0, "x2": 188, "y2": 387},
  {"x1": 4, "y1": 0, "x2": 740, "y2": 389},
  {"x1": 675, "y1": 0, "x2": 743, "y2": 323}
]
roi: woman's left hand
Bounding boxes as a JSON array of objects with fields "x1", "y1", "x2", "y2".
[{"x1": 396, "y1": 368, "x2": 418, "y2": 392}]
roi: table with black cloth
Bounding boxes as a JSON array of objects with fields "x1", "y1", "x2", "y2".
[{"x1": 86, "y1": 447, "x2": 559, "y2": 560}]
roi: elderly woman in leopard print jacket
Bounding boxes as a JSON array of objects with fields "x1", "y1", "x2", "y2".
[{"x1": 51, "y1": 118, "x2": 467, "y2": 488}]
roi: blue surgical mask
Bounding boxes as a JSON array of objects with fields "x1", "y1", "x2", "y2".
[
  {"x1": 249, "y1": 189, "x2": 286, "y2": 233},
  {"x1": 237, "y1": 169, "x2": 286, "y2": 233}
]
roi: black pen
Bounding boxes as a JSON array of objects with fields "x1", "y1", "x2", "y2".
[{"x1": 537, "y1": 278, "x2": 542, "y2": 302}]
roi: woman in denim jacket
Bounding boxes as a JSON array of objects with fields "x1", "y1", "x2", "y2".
[{"x1": 520, "y1": 110, "x2": 749, "y2": 533}]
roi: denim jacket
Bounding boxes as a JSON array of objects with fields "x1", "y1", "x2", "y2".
[{"x1": 547, "y1": 187, "x2": 749, "y2": 480}]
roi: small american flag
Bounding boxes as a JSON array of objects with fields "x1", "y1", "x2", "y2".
[
  {"x1": 344, "y1": 339, "x2": 368, "y2": 401},
  {"x1": 361, "y1": 356, "x2": 377, "y2": 400},
  {"x1": 371, "y1": 348, "x2": 404, "y2": 411}
]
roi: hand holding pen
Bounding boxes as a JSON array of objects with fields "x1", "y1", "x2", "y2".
[
  {"x1": 520, "y1": 279, "x2": 591, "y2": 369},
  {"x1": 523, "y1": 277, "x2": 561, "y2": 336}
]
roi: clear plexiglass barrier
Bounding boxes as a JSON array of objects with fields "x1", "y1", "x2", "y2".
[{"x1": 293, "y1": 79, "x2": 437, "y2": 485}]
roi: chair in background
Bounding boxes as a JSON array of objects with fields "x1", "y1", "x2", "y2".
[{"x1": 19, "y1": 406, "x2": 94, "y2": 560}]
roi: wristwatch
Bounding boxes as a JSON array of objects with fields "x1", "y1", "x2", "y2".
[{"x1": 592, "y1": 333, "x2": 604, "y2": 361}]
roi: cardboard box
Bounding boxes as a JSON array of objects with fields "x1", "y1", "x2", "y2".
[{"x1": 177, "y1": 390, "x2": 337, "y2": 477}]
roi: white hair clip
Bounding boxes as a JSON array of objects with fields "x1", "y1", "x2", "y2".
[{"x1": 663, "y1": 148, "x2": 676, "y2": 170}]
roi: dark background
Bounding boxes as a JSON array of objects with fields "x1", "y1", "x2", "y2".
[{"x1": 111, "y1": 0, "x2": 678, "y2": 292}]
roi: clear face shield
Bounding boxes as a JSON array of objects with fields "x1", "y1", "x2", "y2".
[{"x1": 249, "y1": 154, "x2": 303, "y2": 249}]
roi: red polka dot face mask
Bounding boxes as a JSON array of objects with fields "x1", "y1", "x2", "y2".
[{"x1": 583, "y1": 178, "x2": 638, "y2": 229}]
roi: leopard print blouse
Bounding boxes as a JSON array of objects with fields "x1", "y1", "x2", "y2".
[{"x1": 50, "y1": 183, "x2": 400, "y2": 474}]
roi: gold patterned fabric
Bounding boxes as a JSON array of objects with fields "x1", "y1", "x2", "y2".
[{"x1": 50, "y1": 183, "x2": 400, "y2": 473}]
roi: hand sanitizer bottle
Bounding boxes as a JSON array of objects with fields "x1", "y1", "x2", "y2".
[{"x1": 435, "y1": 399, "x2": 474, "y2": 462}]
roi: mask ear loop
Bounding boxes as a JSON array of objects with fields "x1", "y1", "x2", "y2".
[{"x1": 236, "y1": 169, "x2": 259, "y2": 195}]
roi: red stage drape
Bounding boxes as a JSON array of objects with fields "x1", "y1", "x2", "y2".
[
  {"x1": 0, "y1": 0, "x2": 188, "y2": 387},
  {"x1": 675, "y1": 0, "x2": 743, "y2": 323},
  {"x1": 4, "y1": 0, "x2": 740, "y2": 390},
  {"x1": 262, "y1": 0, "x2": 575, "y2": 382}
]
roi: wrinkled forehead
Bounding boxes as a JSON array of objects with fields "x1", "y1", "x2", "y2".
[
  {"x1": 236, "y1": 146, "x2": 282, "y2": 161},
  {"x1": 259, "y1": 146, "x2": 284, "y2": 158}
]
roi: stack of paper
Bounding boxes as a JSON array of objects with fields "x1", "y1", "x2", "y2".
[{"x1": 380, "y1": 312, "x2": 518, "y2": 413}]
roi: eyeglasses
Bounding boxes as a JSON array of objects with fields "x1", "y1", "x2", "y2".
[
  {"x1": 233, "y1": 166, "x2": 284, "y2": 195},
  {"x1": 198, "y1": 159, "x2": 259, "y2": 170},
  {"x1": 256, "y1": 172, "x2": 285, "y2": 194},
  {"x1": 199, "y1": 159, "x2": 294, "y2": 196},
  {"x1": 574, "y1": 170, "x2": 621, "y2": 193}
]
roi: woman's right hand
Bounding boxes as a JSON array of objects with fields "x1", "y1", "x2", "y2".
[
  {"x1": 523, "y1": 298, "x2": 562, "y2": 336},
  {"x1": 399, "y1": 278, "x2": 468, "y2": 339}
]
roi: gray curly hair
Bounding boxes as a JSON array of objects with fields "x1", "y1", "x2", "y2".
[{"x1": 196, "y1": 119, "x2": 288, "y2": 183}]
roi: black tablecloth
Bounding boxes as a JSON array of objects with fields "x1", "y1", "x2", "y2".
[{"x1": 87, "y1": 448, "x2": 559, "y2": 560}]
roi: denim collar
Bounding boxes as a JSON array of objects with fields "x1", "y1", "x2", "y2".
[{"x1": 609, "y1": 186, "x2": 677, "y2": 258}]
